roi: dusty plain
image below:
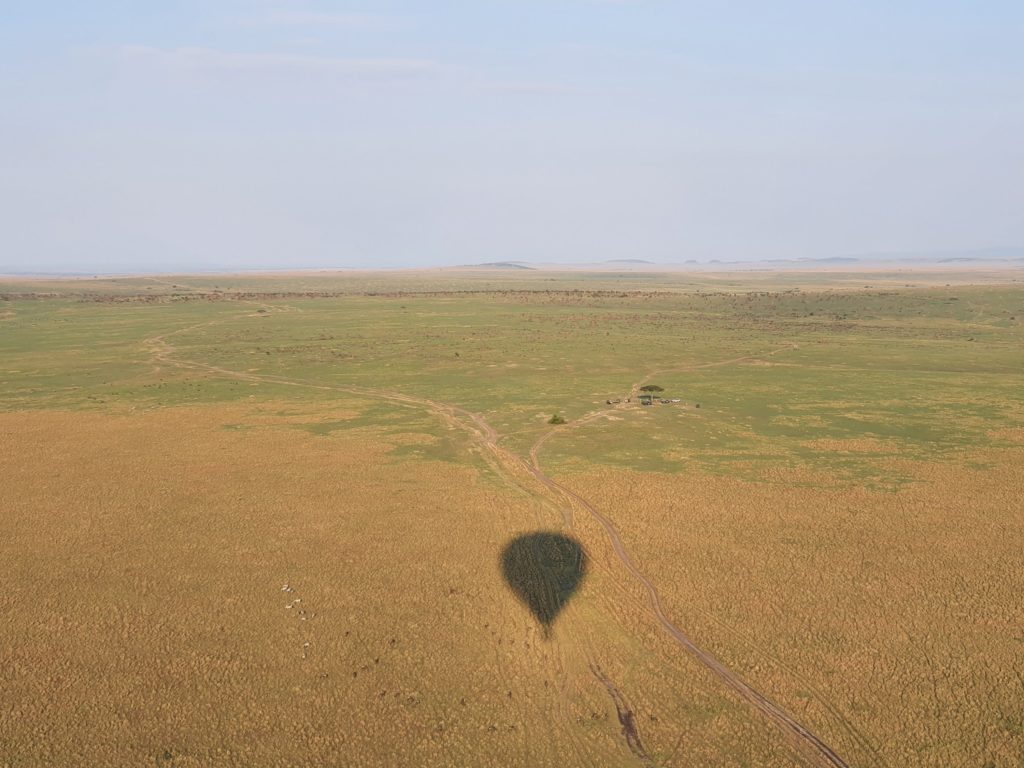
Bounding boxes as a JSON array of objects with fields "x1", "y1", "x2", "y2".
[{"x1": 1, "y1": 269, "x2": 1022, "y2": 767}]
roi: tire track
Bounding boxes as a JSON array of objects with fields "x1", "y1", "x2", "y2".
[
  {"x1": 143, "y1": 318, "x2": 866, "y2": 768},
  {"x1": 591, "y1": 664, "x2": 653, "y2": 764},
  {"x1": 529, "y1": 345, "x2": 887, "y2": 768},
  {"x1": 522, "y1": 457, "x2": 854, "y2": 768}
]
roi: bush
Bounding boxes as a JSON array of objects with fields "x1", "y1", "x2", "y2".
[{"x1": 548, "y1": 414, "x2": 566, "y2": 425}]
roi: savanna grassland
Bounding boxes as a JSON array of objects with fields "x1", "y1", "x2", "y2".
[{"x1": 1, "y1": 269, "x2": 1022, "y2": 767}]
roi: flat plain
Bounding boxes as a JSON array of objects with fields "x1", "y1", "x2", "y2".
[{"x1": 1, "y1": 269, "x2": 1022, "y2": 767}]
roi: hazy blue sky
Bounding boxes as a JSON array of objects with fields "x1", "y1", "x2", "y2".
[{"x1": 2, "y1": 1, "x2": 1022, "y2": 271}]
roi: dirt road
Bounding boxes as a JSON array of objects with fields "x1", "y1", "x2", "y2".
[{"x1": 143, "y1": 313, "x2": 874, "y2": 768}]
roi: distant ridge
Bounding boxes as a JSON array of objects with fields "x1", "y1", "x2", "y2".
[
  {"x1": 6, "y1": 247, "x2": 1022, "y2": 277},
  {"x1": 845, "y1": 247, "x2": 1024, "y2": 263},
  {"x1": 463, "y1": 261, "x2": 535, "y2": 270}
]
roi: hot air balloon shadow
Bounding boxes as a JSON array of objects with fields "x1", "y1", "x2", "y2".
[{"x1": 501, "y1": 532, "x2": 588, "y2": 639}]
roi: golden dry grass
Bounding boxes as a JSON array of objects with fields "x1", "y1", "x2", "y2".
[
  {"x1": 557, "y1": 449, "x2": 1024, "y2": 767},
  {"x1": 3, "y1": 277, "x2": 1022, "y2": 766},
  {"x1": 800, "y1": 438, "x2": 898, "y2": 453},
  {"x1": 1, "y1": 404, "x2": 811, "y2": 767}
]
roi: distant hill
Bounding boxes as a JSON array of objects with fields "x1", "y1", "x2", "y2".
[
  {"x1": 846, "y1": 248, "x2": 1024, "y2": 264},
  {"x1": 605, "y1": 259, "x2": 655, "y2": 264},
  {"x1": 462, "y1": 262, "x2": 535, "y2": 270}
]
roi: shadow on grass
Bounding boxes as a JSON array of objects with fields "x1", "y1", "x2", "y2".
[{"x1": 501, "y1": 532, "x2": 588, "y2": 639}]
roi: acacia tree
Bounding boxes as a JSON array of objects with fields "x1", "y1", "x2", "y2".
[{"x1": 639, "y1": 384, "x2": 664, "y2": 398}]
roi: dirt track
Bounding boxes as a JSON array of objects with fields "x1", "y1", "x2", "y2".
[{"x1": 143, "y1": 310, "x2": 877, "y2": 768}]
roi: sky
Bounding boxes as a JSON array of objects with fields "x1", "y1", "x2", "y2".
[{"x1": 2, "y1": 1, "x2": 1022, "y2": 272}]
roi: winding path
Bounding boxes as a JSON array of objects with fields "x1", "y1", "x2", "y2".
[{"x1": 143, "y1": 309, "x2": 879, "y2": 768}]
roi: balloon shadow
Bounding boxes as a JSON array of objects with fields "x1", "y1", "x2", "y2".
[{"x1": 501, "y1": 532, "x2": 588, "y2": 638}]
